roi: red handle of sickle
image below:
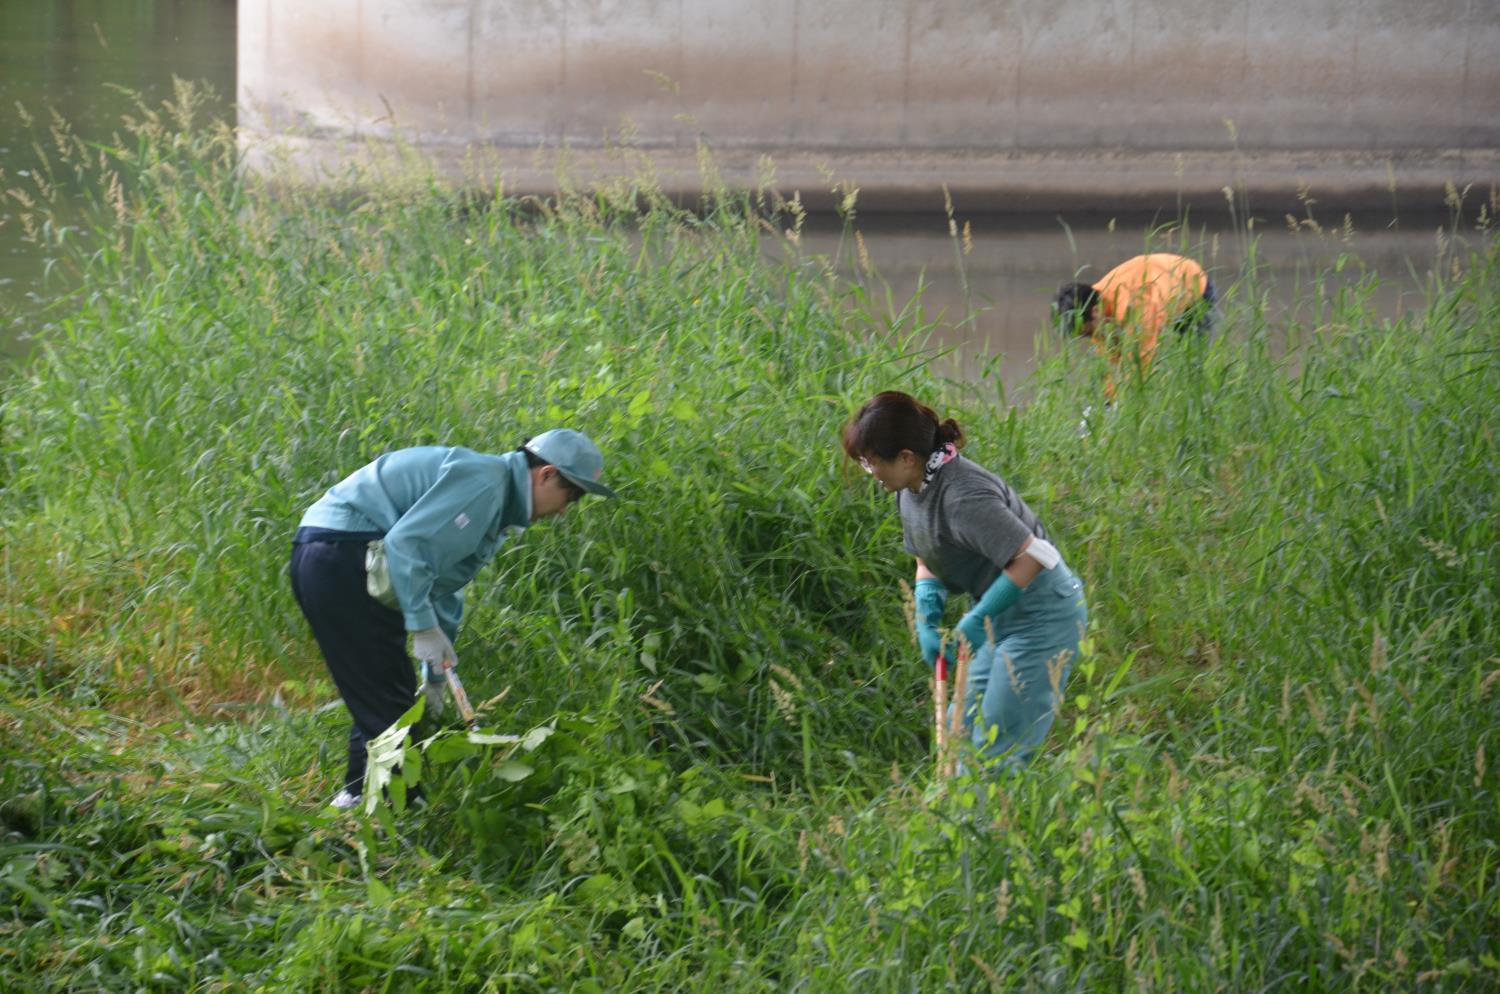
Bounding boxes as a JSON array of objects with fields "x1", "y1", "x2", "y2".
[{"x1": 936, "y1": 656, "x2": 949, "y2": 682}]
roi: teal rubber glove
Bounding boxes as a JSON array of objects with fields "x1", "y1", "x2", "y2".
[
  {"x1": 914, "y1": 578, "x2": 948, "y2": 666},
  {"x1": 957, "y1": 572, "x2": 1023, "y2": 651}
]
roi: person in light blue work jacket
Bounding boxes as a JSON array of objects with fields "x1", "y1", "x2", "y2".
[{"x1": 289, "y1": 429, "x2": 618, "y2": 809}]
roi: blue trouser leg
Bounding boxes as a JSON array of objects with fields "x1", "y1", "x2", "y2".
[
  {"x1": 959, "y1": 565, "x2": 1088, "y2": 772},
  {"x1": 969, "y1": 640, "x2": 1074, "y2": 770}
]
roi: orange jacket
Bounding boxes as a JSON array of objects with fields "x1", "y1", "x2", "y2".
[{"x1": 1092, "y1": 253, "x2": 1207, "y2": 371}]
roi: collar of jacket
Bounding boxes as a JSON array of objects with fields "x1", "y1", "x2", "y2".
[{"x1": 498, "y1": 449, "x2": 534, "y2": 531}]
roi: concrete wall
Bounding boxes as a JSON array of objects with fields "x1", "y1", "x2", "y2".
[{"x1": 238, "y1": 0, "x2": 1500, "y2": 208}]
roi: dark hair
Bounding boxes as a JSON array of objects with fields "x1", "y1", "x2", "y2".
[
  {"x1": 841, "y1": 391, "x2": 964, "y2": 463},
  {"x1": 518, "y1": 444, "x2": 585, "y2": 498},
  {"x1": 1054, "y1": 281, "x2": 1100, "y2": 334}
]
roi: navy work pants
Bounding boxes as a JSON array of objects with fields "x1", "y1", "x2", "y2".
[{"x1": 289, "y1": 539, "x2": 414, "y2": 793}]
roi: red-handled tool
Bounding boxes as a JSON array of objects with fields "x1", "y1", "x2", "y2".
[
  {"x1": 945, "y1": 642, "x2": 971, "y2": 777},
  {"x1": 934, "y1": 655, "x2": 949, "y2": 767}
]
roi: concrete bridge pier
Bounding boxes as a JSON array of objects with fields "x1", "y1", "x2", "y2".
[{"x1": 238, "y1": 0, "x2": 1500, "y2": 209}]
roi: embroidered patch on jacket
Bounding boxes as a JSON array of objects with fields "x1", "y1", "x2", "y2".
[{"x1": 454, "y1": 512, "x2": 471, "y2": 529}]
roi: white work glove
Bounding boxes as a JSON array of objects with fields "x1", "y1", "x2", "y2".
[
  {"x1": 412, "y1": 627, "x2": 457, "y2": 716},
  {"x1": 419, "y1": 660, "x2": 448, "y2": 717},
  {"x1": 412, "y1": 627, "x2": 457, "y2": 670}
]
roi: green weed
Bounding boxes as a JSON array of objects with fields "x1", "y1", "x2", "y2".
[{"x1": 1, "y1": 89, "x2": 1496, "y2": 992}]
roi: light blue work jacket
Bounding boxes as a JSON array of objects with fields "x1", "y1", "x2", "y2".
[{"x1": 299, "y1": 447, "x2": 532, "y2": 637}]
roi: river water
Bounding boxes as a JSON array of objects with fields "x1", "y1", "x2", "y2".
[
  {"x1": 791, "y1": 207, "x2": 1471, "y2": 397},
  {"x1": 0, "y1": 1, "x2": 1479, "y2": 390},
  {"x1": 0, "y1": 0, "x2": 237, "y2": 357}
]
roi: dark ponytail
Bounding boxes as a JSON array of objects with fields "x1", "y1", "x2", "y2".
[{"x1": 841, "y1": 391, "x2": 965, "y2": 463}]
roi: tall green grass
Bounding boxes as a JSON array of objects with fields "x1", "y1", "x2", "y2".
[{"x1": 1, "y1": 90, "x2": 1496, "y2": 991}]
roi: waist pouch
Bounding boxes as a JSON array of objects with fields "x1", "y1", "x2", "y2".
[{"x1": 365, "y1": 540, "x2": 400, "y2": 610}]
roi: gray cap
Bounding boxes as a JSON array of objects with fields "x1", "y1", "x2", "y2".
[{"x1": 523, "y1": 428, "x2": 619, "y2": 498}]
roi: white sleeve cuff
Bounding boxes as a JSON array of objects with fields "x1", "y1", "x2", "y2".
[{"x1": 1023, "y1": 537, "x2": 1061, "y2": 570}]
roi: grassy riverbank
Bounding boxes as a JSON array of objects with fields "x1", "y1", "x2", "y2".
[{"x1": 2, "y1": 94, "x2": 1497, "y2": 992}]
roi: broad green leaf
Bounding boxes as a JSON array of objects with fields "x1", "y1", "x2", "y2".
[
  {"x1": 424, "y1": 734, "x2": 479, "y2": 764},
  {"x1": 466, "y1": 732, "x2": 523, "y2": 746},
  {"x1": 575, "y1": 874, "x2": 619, "y2": 904},
  {"x1": 675, "y1": 798, "x2": 702, "y2": 825},
  {"x1": 511, "y1": 921, "x2": 538, "y2": 954},
  {"x1": 363, "y1": 720, "x2": 410, "y2": 810},
  {"x1": 401, "y1": 748, "x2": 423, "y2": 786},
  {"x1": 520, "y1": 725, "x2": 555, "y2": 751},
  {"x1": 493, "y1": 760, "x2": 534, "y2": 782}
]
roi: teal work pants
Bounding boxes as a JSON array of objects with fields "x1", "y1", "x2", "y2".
[{"x1": 959, "y1": 564, "x2": 1088, "y2": 771}]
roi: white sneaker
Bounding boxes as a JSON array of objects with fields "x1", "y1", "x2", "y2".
[{"x1": 330, "y1": 788, "x2": 361, "y2": 810}]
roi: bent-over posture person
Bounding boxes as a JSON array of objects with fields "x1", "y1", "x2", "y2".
[
  {"x1": 290, "y1": 429, "x2": 618, "y2": 809},
  {"x1": 842, "y1": 392, "x2": 1088, "y2": 771},
  {"x1": 1055, "y1": 252, "x2": 1215, "y2": 391}
]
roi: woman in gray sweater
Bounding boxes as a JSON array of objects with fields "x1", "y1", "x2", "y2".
[{"x1": 842, "y1": 391, "x2": 1088, "y2": 772}]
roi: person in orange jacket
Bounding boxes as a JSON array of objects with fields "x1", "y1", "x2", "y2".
[{"x1": 1054, "y1": 253, "x2": 1215, "y2": 392}]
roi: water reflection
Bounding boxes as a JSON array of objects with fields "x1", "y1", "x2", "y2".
[
  {"x1": 0, "y1": 0, "x2": 237, "y2": 355},
  {"x1": 0, "y1": 1, "x2": 1482, "y2": 391}
]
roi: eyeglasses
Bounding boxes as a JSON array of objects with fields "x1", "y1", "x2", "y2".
[{"x1": 858, "y1": 456, "x2": 874, "y2": 475}]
